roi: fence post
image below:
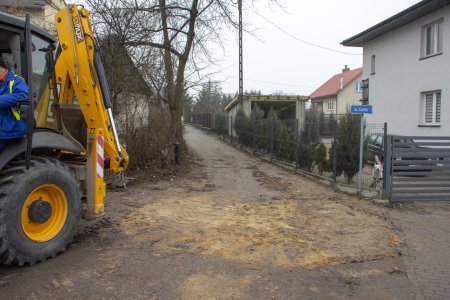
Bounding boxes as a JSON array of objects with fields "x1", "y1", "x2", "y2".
[
  {"x1": 230, "y1": 116, "x2": 233, "y2": 144},
  {"x1": 222, "y1": 115, "x2": 226, "y2": 139},
  {"x1": 271, "y1": 118, "x2": 274, "y2": 159},
  {"x1": 383, "y1": 135, "x2": 393, "y2": 200},
  {"x1": 295, "y1": 119, "x2": 299, "y2": 169},
  {"x1": 240, "y1": 120, "x2": 243, "y2": 148},
  {"x1": 358, "y1": 116, "x2": 364, "y2": 193},
  {"x1": 252, "y1": 117, "x2": 256, "y2": 153},
  {"x1": 333, "y1": 120, "x2": 337, "y2": 183},
  {"x1": 382, "y1": 122, "x2": 387, "y2": 193}
]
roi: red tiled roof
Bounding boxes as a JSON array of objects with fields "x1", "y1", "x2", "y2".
[{"x1": 309, "y1": 67, "x2": 362, "y2": 100}]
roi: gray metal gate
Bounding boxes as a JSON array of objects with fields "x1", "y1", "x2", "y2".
[{"x1": 384, "y1": 136, "x2": 450, "y2": 202}]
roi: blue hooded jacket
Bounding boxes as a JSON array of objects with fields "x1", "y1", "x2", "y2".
[{"x1": 0, "y1": 69, "x2": 28, "y2": 139}]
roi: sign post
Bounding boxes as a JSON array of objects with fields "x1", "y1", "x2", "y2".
[{"x1": 350, "y1": 105, "x2": 373, "y2": 193}]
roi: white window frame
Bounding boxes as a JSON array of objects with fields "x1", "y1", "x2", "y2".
[
  {"x1": 327, "y1": 101, "x2": 334, "y2": 111},
  {"x1": 355, "y1": 81, "x2": 362, "y2": 92},
  {"x1": 421, "y1": 19, "x2": 443, "y2": 58},
  {"x1": 421, "y1": 90, "x2": 441, "y2": 125}
]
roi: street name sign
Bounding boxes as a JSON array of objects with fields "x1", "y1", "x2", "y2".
[{"x1": 350, "y1": 105, "x2": 372, "y2": 114}]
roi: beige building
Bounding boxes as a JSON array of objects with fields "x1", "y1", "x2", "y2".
[
  {"x1": 0, "y1": 0, "x2": 64, "y2": 32},
  {"x1": 224, "y1": 95, "x2": 308, "y2": 136},
  {"x1": 309, "y1": 66, "x2": 363, "y2": 115}
]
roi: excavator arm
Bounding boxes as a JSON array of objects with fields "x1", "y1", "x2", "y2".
[{"x1": 54, "y1": 5, "x2": 129, "y2": 215}]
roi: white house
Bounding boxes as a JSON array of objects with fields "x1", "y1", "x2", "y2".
[
  {"x1": 342, "y1": 0, "x2": 450, "y2": 136},
  {"x1": 309, "y1": 66, "x2": 363, "y2": 115}
]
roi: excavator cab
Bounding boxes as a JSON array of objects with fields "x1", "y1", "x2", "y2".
[
  {"x1": 0, "y1": 7, "x2": 128, "y2": 266},
  {"x1": 0, "y1": 13, "x2": 79, "y2": 161}
]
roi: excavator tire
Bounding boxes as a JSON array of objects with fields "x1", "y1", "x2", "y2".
[{"x1": 0, "y1": 157, "x2": 81, "y2": 266}]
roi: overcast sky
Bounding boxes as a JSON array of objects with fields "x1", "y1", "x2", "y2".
[{"x1": 208, "y1": 0, "x2": 421, "y2": 96}]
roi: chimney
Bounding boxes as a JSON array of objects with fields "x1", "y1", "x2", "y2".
[{"x1": 342, "y1": 65, "x2": 350, "y2": 72}]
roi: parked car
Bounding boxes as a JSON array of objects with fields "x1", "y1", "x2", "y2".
[
  {"x1": 367, "y1": 133, "x2": 433, "y2": 172},
  {"x1": 367, "y1": 133, "x2": 384, "y2": 163}
]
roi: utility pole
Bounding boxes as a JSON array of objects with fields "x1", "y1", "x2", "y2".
[{"x1": 238, "y1": 0, "x2": 243, "y2": 107}]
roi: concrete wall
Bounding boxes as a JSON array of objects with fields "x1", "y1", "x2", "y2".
[
  {"x1": 226, "y1": 100, "x2": 249, "y2": 136},
  {"x1": 227, "y1": 105, "x2": 237, "y2": 136},
  {"x1": 362, "y1": 6, "x2": 450, "y2": 136},
  {"x1": 296, "y1": 100, "x2": 306, "y2": 132}
]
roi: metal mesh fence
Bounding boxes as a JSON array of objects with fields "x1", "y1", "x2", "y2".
[
  {"x1": 186, "y1": 112, "x2": 228, "y2": 135},
  {"x1": 186, "y1": 113, "x2": 386, "y2": 191},
  {"x1": 186, "y1": 113, "x2": 213, "y2": 129}
]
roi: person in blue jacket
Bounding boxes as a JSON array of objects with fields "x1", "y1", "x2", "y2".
[{"x1": 0, "y1": 56, "x2": 29, "y2": 152}]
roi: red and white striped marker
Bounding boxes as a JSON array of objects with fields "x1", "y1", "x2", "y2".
[{"x1": 97, "y1": 135, "x2": 104, "y2": 178}]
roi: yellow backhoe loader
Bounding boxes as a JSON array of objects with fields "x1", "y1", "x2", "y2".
[{"x1": 0, "y1": 5, "x2": 128, "y2": 266}]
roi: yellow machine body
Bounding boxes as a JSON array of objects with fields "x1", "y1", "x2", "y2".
[{"x1": 53, "y1": 5, "x2": 128, "y2": 215}]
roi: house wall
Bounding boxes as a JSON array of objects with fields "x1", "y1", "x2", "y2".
[
  {"x1": 227, "y1": 105, "x2": 238, "y2": 136},
  {"x1": 243, "y1": 99, "x2": 251, "y2": 116},
  {"x1": 311, "y1": 78, "x2": 362, "y2": 115},
  {"x1": 336, "y1": 74, "x2": 363, "y2": 114},
  {"x1": 296, "y1": 100, "x2": 306, "y2": 132},
  {"x1": 317, "y1": 96, "x2": 335, "y2": 115},
  {"x1": 2, "y1": 1, "x2": 64, "y2": 31},
  {"x1": 362, "y1": 5, "x2": 450, "y2": 136}
]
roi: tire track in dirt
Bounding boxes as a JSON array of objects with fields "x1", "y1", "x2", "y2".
[
  {"x1": 0, "y1": 125, "x2": 408, "y2": 300},
  {"x1": 114, "y1": 126, "x2": 399, "y2": 270}
]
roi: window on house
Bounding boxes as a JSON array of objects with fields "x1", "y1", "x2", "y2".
[
  {"x1": 422, "y1": 19, "x2": 443, "y2": 57},
  {"x1": 356, "y1": 81, "x2": 362, "y2": 92},
  {"x1": 361, "y1": 79, "x2": 369, "y2": 104},
  {"x1": 422, "y1": 90, "x2": 441, "y2": 125},
  {"x1": 370, "y1": 55, "x2": 376, "y2": 75},
  {"x1": 327, "y1": 101, "x2": 334, "y2": 111}
]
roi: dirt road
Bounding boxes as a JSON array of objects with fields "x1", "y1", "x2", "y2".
[{"x1": 0, "y1": 125, "x2": 415, "y2": 299}]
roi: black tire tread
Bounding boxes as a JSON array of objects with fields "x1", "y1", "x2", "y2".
[{"x1": 0, "y1": 157, "x2": 81, "y2": 266}]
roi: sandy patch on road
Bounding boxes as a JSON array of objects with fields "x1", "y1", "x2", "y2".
[
  {"x1": 120, "y1": 185, "x2": 396, "y2": 268},
  {"x1": 180, "y1": 273, "x2": 253, "y2": 300}
]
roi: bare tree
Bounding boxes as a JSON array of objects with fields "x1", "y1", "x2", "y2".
[{"x1": 87, "y1": 0, "x2": 282, "y2": 154}]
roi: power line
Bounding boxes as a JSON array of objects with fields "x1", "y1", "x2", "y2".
[
  {"x1": 220, "y1": 75, "x2": 317, "y2": 90},
  {"x1": 249, "y1": 8, "x2": 362, "y2": 56},
  {"x1": 245, "y1": 78, "x2": 316, "y2": 89}
]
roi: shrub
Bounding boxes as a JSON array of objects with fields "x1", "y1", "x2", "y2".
[
  {"x1": 233, "y1": 108, "x2": 252, "y2": 146},
  {"x1": 213, "y1": 112, "x2": 227, "y2": 134},
  {"x1": 276, "y1": 123, "x2": 295, "y2": 162},
  {"x1": 325, "y1": 112, "x2": 336, "y2": 137},
  {"x1": 314, "y1": 143, "x2": 327, "y2": 175},
  {"x1": 298, "y1": 111, "x2": 320, "y2": 171},
  {"x1": 319, "y1": 111, "x2": 326, "y2": 136},
  {"x1": 335, "y1": 113, "x2": 369, "y2": 183},
  {"x1": 255, "y1": 119, "x2": 270, "y2": 151},
  {"x1": 122, "y1": 105, "x2": 174, "y2": 168},
  {"x1": 250, "y1": 106, "x2": 268, "y2": 150}
]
